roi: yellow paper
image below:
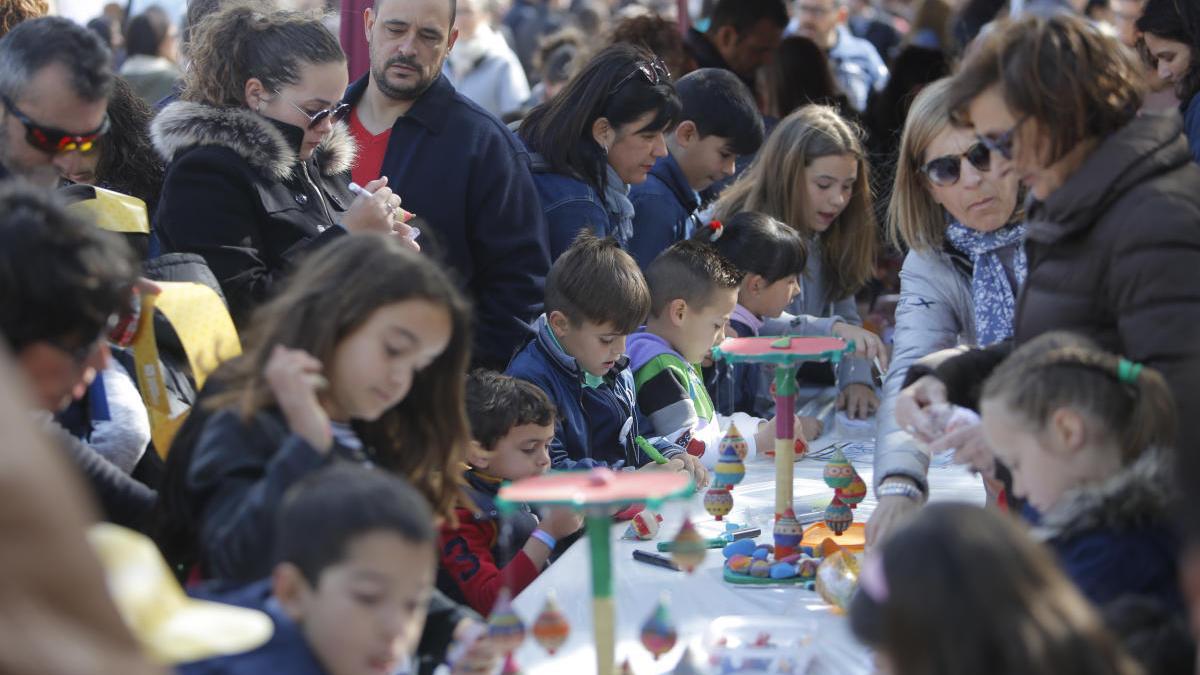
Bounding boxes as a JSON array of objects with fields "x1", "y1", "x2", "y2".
[{"x1": 67, "y1": 186, "x2": 150, "y2": 235}]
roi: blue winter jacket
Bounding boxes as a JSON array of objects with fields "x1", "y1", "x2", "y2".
[
  {"x1": 627, "y1": 153, "x2": 701, "y2": 269},
  {"x1": 527, "y1": 155, "x2": 621, "y2": 260},
  {"x1": 506, "y1": 315, "x2": 683, "y2": 469}
]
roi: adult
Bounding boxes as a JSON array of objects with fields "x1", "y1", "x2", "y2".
[
  {"x1": 609, "y1": 14, "x2": 698, "y2": 83},
  {"x1": 683, "y1": 0, "x2": 788, "y2": 100},
  {"x1": 517, "y1": 44, "x2": 680, "y2": 259},
  {"x1": 1137, "y1": 0, "x2": 1200, "y2": 163},
  {"x1": 898, "y1": 14, "x2": 1200, "y2": 525},
  {"x1": 504, "y1": 0, "x2": 568, "y2": 81},
  {"x1": 762, "y1": 35, "x2": 853, "y2": 120},
  {"x1": 0, "y1": 16, "x2": 112, "y2": 187},
  {"x1": 120, "y1": 7, "x2": 182, "y2": 106},
  {"x1": 0, "y1": 0, "x2": 46, "y2": 38},
  {"x1": 154, "y1": 5, "x2": 406, "y2": 328},
  {"x1": 0, "y1": 184, "x2": 157, "y2": 528},
  {"x1": 789, "y1": 0, "x2": 890, "y2": 112},
  {"x1": 868, "y1": 78, "x2": 1022, "y2": 543},
  {"x1": 346, "y1": 0, "x2": 551, "y2": 370},
  {"x1": 449, "y1": 0, "x2": 530, "y2": 119}
]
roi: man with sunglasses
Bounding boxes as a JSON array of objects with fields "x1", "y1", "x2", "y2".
[
  {"x1": 0, "y1": 184, "x2": 156, "y2": 528},
  {"x1": 345, "y1": 0, "x2": 550, "y2": 371},
  {"x1": 0, "y1": 17, "x2": 113, "y2": 188}
]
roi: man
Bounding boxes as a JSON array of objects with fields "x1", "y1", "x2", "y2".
[
  {"x1": 684, "y1": 0, "x2": 788, "y2": 99},
  {"x1": 0, "y1": 184, "x2": 156, "y2": 528},
  {"x1": 345, "y1": 0, "x2": 550, "y2": 370},
  {"x1": 789, "y1": 0, "x2": 889, "y2": 112},
  {"x1": 0, "y1": 16, "x2": 112, "y2": 187}
]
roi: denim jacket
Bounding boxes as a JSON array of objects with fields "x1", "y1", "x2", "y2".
[
  {"x1": 628, "y1": 153, "x2": 701, "y2": 269},
  {"x1": 528, "y1": 153, "x2": 622, "y2": 259}
]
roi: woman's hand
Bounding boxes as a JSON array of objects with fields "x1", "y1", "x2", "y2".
[
  {"x1": 866, "y1": 489, "x2": 921, "y2": 548},
  {"x1": 342, "y1": 177, "x2": 399, "y2": 235},
  {"x1": 895, "y1": 375, "x2": 948, "y2": 442},
  {"x1": 832, "y1": 321, "x2": 889, "y2": 372},
  {"x1": 934, "y1": 422, "x2": 995, "y2": 479},
  {"x1": 264, "y1": 345, "x2": 332, "y2": 453},
  {"x1": 837, "y1": 383, "x2": 879, "y2": 420}
]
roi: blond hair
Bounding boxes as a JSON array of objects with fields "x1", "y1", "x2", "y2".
[
  {"x1": 712, "y1": 105, "x2": 877, "y2": 303},
  {"x1": 887, "y1": 77, "x2": 956, "y2": 252}
]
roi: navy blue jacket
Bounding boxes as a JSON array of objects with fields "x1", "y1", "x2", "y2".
[
  {"x1": 506, "y1": 316, "x2": 680, "y2": 469},
  {"x1": 627, "y1": 153, "x2": 700, "y2": 269},
  {"x1": 528, "y1": 155, "x2": 620, "y2": 260},
  {"x1": 343, "y1": 75, "x2": 550, "y2": 369}
]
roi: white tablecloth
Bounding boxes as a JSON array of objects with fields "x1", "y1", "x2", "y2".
[{"x1": 508, "y1": 434, "x2": 985, "y2": 675}]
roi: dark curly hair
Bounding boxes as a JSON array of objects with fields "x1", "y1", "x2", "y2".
[
  {"x1": 0, "y1": 0, "x2": 47, "y2": 38},
  {"x1": 92, "y1": 77, "x2": 165, "y2": 214}
]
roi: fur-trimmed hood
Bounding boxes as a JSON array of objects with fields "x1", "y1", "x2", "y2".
[
  {"x1": 1033, "y1": 448, "x2": 1176, "y2": 542},
  {"x1": 151, "y1": 101, "x2": 355, "y2": 182}
]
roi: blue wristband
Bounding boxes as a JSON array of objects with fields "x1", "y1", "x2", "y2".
[{"x1": 530, "y1": 529, "x2": 557, "y2": 550}]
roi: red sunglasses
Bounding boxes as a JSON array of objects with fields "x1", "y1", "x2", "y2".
[{"x1": 2, "y1": 95, "x2": 109, "y2": 155}]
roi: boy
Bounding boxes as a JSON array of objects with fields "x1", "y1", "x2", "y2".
[
  {"x1": 627, "y1": 68, "x2": 765, "y2": 269},
  {"x1": 628, "y1": 241, "x2": 779, "y2": 463},
  {"x1": 181, "y1": 465, "x2": 462, "y2": 675},
  {"x1": 506, "y1": 232, "x2": 704, "y2": 483},
  {"x1": 438, "y1": 371, "x2": 583, "y2": 616}
]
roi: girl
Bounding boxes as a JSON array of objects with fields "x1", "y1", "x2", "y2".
[
  {"x1": 850, "y1": 503, "x2": 1144, "y2": 675},
  {"x1": 153, "y1": 4, "x2": 414, "y2": 327},
  {"x1": 870, "y1": 77, "x2": 1022, "y2": 544},
  {"x1": 1137, "y1": 0, "x2": 1200, "y2": 163},
  {"x1": 519, "y1": 43, "x2": 681, "y2": 259},
  {"x1": 980, "y1": 332, "x2": 1181, "y2": 611},
  {"x1": 711, "y1": 105, "x2": 881, "y2": 420}
]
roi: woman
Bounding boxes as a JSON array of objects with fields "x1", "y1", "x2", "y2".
[
  {"x1": 896, "y1": 14, "x2": 1200, "y2": 510},
  {"x1": 119, "y1": 7, "x2": 182, "y2": 105},
  {"x1": 519, "y1": 43, "x2": 681, "y2": 259},
  {"x1": 711, "y1": 106, "x2": 883, "y2": 420},
  {"x1": 761, "y1": 36, "x2": 852, "y2": 121},
  {"x1": 1137, "y1": 0, "x2": 1200, "y2": 163},
  {"x1": 869, "y1": 78, "x2": 1022, "y2": 544},
  {"x1": 153, "y1": 4, "x2": 412, "y2": 327}
]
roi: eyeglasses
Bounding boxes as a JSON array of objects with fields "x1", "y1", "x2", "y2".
[
  {"x1": 1, "y1": 95, "x2": 109, "y2": 155},
  {"x1": 976, "y1": 115, "x2": 1028, "y2": 161},
  {"x1": 278, "y1": 96, "x2": 351, "y2": 129},
  {"x1": 47, "y1": 312, "x2": 120, "y2": 366},
  {"x1": 920, "y1": 142, "x2": 991, "y2": 187},
  {"x1": 609, "y1": 57, "x2": 671, "y2": 95}
]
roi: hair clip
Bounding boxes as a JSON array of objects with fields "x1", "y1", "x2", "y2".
[
  {"x1": 708, "y1": 219, "x2": 724, "y2": 242},
  {"x1": 1117, "y1": 358, "x2": 1143, "y2": 385}
]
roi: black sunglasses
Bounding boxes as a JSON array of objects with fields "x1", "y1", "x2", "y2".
[
  {"x1": 279, "y1": 96, "x2": 351, "y2": 129},
  {"x1": 609, "y1": 57, "x2": 671, "y2": 95},
  {"x1": 1, "y1": 95, "x2": 109, "y2": 155},
  {"x1": 920, "y1": 142, "x2": 991, "y2": 187},
  {"x1": 976, "y1": 115, "x2": 1028, "y2": 161}
]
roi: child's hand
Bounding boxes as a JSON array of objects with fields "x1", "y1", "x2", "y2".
[
  {"x1": 798, "y1": 415, "x2": 823, "y2": 441},
  {"x1": 637, "y1": 457, "x2": 685, "y2": 473},
  {"x1": 540, "y1": 506, "x2": 583, "y2": 540},
  {"x1": 447, "y1": 619, "x2": 500, "y2": 675},
  {"x1": 264, "y1": 345, "x2": 332, "y2": 453},
  {"x1": 832, "y1": 321, "x2": 889, "y2": 372},
  {"x1": 935, "y1": 422, "x2": 995, "y2": 479},
  {"x1": 837, "y1": 383, "x2": 879, "y2": 420},
  {"x1": 678, "y1": 453, "x2": 710, "y2": 488}
]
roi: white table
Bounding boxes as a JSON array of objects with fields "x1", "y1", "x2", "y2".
[{"x1": 508, "y1": 435, "x2": 985, "y2": 674}]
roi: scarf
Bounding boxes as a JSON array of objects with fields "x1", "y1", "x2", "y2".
[
  {"x1": 944, "y1": 220, "x2": 1028, "y2": 346},
  {"x1": 603, "y1": 163, "x2": 635, "y2": 247}
]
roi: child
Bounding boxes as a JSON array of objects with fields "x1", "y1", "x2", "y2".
[
  {"x1": 181, "y1": 465, "x2": 440, "y2": 675},
  {"x1": 628, "y1": 240, "x2": 794, "y2": 463},
  {"x1": 712, "y1": 105, "x2": 884, "y2": 420},
  {"x1": 702, "y1": 212, "x2": 877, "y2": 437},
  {"x1": 506, "y1": 232, "x2": 702, "y2": 483},
  {"x1": 627, "y1": 68, "x2": 765, "y2": 269},
  {"x1": 980, "y1": 332, "x2": 1182, "y2": 612},
  {"x1": 850, "y1": 503, "x2": 1144, "y2": 675},
  {"x1": 438, "y1": 371, "x2": 583, "y2": 616}
]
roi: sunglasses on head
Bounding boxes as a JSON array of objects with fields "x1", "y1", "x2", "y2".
[
  {"x1": 279, "y1": 95, "x2": 351, "y2": 129},
  {"x1": 920, "y1": 142, "x2": 991, "y2": 187},
  {"x1": 608, "y1": 57, "x2": 671, "y2": 95},
  {"x1": 1, "y1": 95, "x2": 108, "y2": 155}
]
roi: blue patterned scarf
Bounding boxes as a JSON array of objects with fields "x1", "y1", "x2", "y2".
[{"x1": 944, "y1": 221, "x2": 1028, "y2": 346}]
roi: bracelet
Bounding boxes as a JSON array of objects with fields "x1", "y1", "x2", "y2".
[
  {"x1": 876, "y1": 479, "x2": 925, "y2": 503},
  {"x1": 529, "y1": 529, "x2": 557, "y2": 550}
]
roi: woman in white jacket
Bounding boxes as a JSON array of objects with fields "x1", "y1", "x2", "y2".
[{"x1": 869, "y1": 77, "x2": 1023, "y2": 543}]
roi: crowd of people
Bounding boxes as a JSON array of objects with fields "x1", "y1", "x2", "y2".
[{"x1": 1, "y1": 0, "x2": 1200, "y2": 673}]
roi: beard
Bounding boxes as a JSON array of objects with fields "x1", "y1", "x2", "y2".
[{"x1": 370, "y1": 52, "x2": 443, "y2": 102}]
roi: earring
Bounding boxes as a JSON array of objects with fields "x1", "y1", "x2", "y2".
[{"x1": 257, "y1": 101, "x2": 266, "y2": 113}]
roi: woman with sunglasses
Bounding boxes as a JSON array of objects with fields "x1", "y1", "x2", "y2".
[
  {"x1": 892, "y1": 14, "x2": 1200, "y2": 512},
  {"x1": 518, "y1": 43, "x2": 681, "y2": 260},
  {"x1": 152, "y1": 4, "x2": 412, "y2": 327},
  {"x1": 869, "y1": 77, "x2": 1022, "y2": 545}
]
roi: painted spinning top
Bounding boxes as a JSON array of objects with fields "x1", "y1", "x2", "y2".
[
  {"x1": 670, "y1": 516, "x2": 707, "y2": 573},
  {"x1": 717, "y1": 422, "x2": 750, "y2": 463},
  {"x1": 531, "y1": 592, "x2": 570, "y2": 655},
  {"x1": 772, "y1": 507, "x2": 804, "y2": 559},
  {"x1": 838, "y1": 472, "x2": 867, "y2": 508},
  {"x1": 824, "y1": 495, "x2": 853, "y2": 536},
  {"x1": 704, "y1": 486, "x2": 734, "y2": 520},
  {"x1": 639, "y1": 595, "x2": 678, "y2": 660},
  {"x1": 486, "y1": 588, "x2": 526, "y2": 655},
  {"x1": 622, "y1": 510, "x2": 663, "y2": 540},
  {"x1": 823, "y1": 448, "x2": 855, "y2": 489}
]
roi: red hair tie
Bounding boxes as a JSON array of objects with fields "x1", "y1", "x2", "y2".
[{"x1": 708, "y1": 219, "x2": 724, "y2": 242}]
